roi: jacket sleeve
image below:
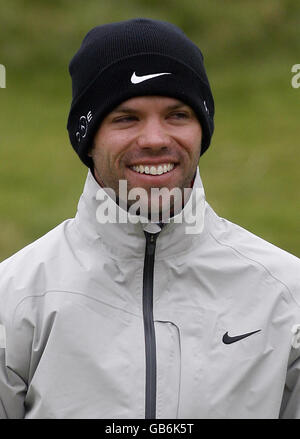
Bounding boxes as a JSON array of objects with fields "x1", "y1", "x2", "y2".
[
  {"x1": 0, "y1": 347, "x2": 27, "y2": 419},
  {"x1": 0, "y1": 299, "x2": 29, "y2": 419},
  {"x1": 280, "y1": 330, "x2": 300, "y2": 419}
]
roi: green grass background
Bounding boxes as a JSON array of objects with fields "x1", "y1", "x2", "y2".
[{"x1": 0, "y1": 0, "x2": 299, "y2": 261}]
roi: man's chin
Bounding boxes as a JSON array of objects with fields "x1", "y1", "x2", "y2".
[
  {"x1": 116, "y1": 181, "x2": 193, "y2": 222},
  {"x1": 125, "y1": 198, "x2": 182, "y2": 223}
]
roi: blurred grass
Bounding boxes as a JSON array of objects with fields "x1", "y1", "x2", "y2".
[{"x1": 0, "y1": 0, "x2": 299, "y2": 260}]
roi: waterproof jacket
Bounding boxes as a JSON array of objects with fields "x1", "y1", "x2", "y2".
[{"x1": 0, "y1": 167, "x2": 300, "y2": 419}]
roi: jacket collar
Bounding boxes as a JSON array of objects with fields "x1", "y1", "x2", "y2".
[{"x1": 74, "y1": 167, "x2": 207, "y2": 259}]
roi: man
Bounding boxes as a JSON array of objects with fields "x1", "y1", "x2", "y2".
[{"x1": 0, "y1": 18, "x2": 299, "y2": 419}]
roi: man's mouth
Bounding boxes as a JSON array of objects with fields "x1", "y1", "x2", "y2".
[{"x1": 129, "y1": 163, "x2": 175, "y2": 176}]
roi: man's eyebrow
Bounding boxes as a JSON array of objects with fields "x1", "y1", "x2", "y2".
[
  {"x1": 111, "y1": 102, "x2": 189, "y2": 114},
  {"x1": 111, "y1": 106, "x2": 137, "y2": 114},
  {"x1": 165, "y1": 102, "x2": 189, "y2": 110}
]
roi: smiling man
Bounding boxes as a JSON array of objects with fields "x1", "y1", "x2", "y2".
[
  {"x1": 0, "y1": 18, "x2": 300, "y2": 419},
  {"x1": 89, "y1": 95, "x2": 202, "y2": 221}
]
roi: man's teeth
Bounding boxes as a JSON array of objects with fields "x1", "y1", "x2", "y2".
[{"x1": 131, "y1": 163, "x2": 175, "y2": 175}]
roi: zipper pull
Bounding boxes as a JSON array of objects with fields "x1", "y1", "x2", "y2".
[{"x1": 145, "y1": 232, "x2": 158, "y2": 256}]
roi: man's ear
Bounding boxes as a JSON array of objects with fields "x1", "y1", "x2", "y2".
[{"x1": 87, "y1": 142, "x2": 95, "y2": 158}]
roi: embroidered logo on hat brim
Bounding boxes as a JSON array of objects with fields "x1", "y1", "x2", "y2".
[
  {"x1": 75, "y1": 110, "x2": 93, "y2": 144},
  {"x1": 131, "y1": 71, "x2": 171, "y2": 84}
]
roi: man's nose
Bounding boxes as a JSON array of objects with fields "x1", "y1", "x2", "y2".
[{"x1": 136, "y1": 118, "x2": 172, "y2": 150}]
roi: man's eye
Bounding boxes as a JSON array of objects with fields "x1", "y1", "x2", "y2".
[
  {"x1": 169, "y1": 112, "x2": 189, "y2": 119},
  {"x1": 113, "y1": 115, "x2": 138, "y2": 123}
]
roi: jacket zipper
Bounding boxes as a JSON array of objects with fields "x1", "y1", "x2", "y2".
[{"x1": 143, "y1": 231, "x2": 159, "y2": 419}]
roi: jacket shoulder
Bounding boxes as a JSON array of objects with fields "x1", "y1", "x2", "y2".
[
  {"x1": 0, "y1": 219, "x2": 74, "y2": 311},
  {"x1": 206, "y1": 204, "x2": 300, "y2": 305}
]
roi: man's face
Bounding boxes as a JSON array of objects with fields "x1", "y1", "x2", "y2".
[{"x1": 89, "y1": 96, "x2": 202, "y2": 218}]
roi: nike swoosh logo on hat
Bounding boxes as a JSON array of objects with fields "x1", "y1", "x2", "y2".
[
  {"x1": 131, "y1": 71, "x2": 171, "y2": 84},
  {"x1": 222, "y1": 329, "x2": 261, "y2": 344}
]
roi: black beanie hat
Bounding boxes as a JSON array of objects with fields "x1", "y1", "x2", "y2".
[{"x1": 67, "y1": 18, "x2": 215, "y2": 168}]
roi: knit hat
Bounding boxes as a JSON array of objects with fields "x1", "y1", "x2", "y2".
[{"x1": 67, "y1": 18, "x2": 215, "y2": 168}]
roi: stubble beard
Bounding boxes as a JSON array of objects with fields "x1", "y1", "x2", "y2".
[{"x1": 92, "y1": 165, "x2": 196, "y2": 223}]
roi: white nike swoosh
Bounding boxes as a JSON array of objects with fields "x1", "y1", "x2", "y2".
[{"x1": 131, "y1": 71, "x2": 171, "y2": 84}]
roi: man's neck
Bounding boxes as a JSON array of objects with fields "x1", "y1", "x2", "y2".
[{"x1": 90, "y1": 166, "x2": 197, "y2": 221}]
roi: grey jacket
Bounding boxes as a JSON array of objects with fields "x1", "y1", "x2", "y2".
[{"x1": 0, "y1": 167, "x2": 300, "y2": 419}]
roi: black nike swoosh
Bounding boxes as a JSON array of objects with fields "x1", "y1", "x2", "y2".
[{"x1": 222, "y1": 329, "x2": 261, "y2": 344}]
